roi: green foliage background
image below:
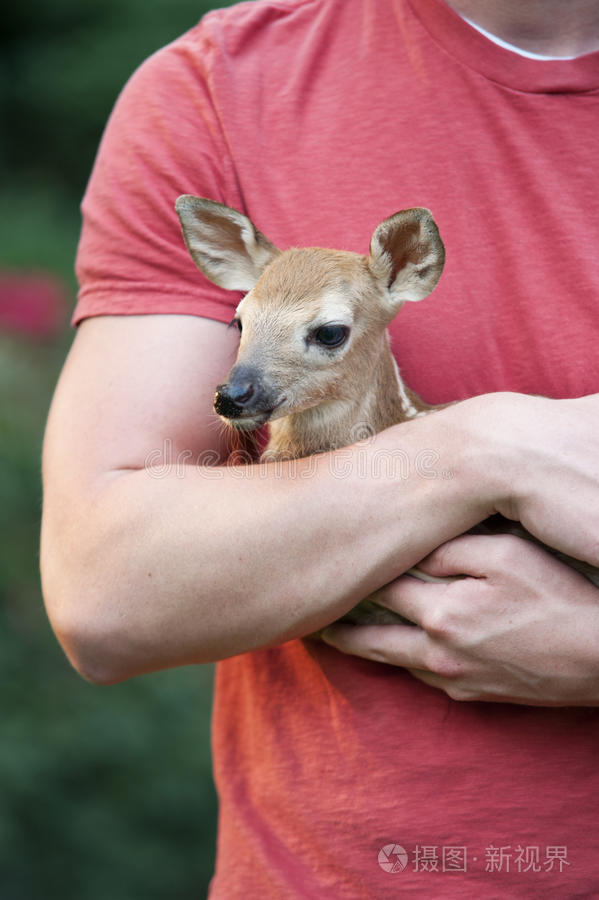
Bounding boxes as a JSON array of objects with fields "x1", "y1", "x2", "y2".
[{"x1": 0, "y1": 1, "x2": 232, "y2": 896}]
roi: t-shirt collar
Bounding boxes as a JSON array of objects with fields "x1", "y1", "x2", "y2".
[{"x1": 405, "y1": 0, "x2": 599, "y2": 94}]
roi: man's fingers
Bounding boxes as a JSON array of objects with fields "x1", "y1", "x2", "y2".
[
  {"x1": 320, "y1": 622, "x2": 428, "y2": 668},
  {"x1": 372, "y1": 572, "x2": 450, "y2": 628},
  {"x1": 417, "y1": 533, "x2": 530, "y2": 579},
  {"x1": 416, "y1": 535, "x2": 483, "y2": 578}
]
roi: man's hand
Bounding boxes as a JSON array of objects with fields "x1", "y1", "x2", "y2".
[
  {"x1": 457, "y1": 392, "x2": 599, "y2": 567},
  {"x1": 321, "y1": 533, "x2": 599, "y2": 706}
]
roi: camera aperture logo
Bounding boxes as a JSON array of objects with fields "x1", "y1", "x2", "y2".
[{"x1": 378, "y1": 844, "x2": 408, "y2": 873}]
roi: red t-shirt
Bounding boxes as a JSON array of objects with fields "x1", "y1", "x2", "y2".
[{"x1": 75, "y1": 0, "x2": 599, "y2": 895}]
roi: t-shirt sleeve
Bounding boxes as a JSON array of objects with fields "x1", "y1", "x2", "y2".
[{"x1": 73, "y1": 21, "x2": 242, "y2": 326}]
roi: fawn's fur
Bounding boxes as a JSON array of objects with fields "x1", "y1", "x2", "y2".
[
  {"x1": 175, "y1": 196, "x2": 599, "y2": 624},
  {"x1": 175, "y1": 197, "x2": 442, "y2": 462}
]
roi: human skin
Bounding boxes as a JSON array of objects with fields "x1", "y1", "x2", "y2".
[
  {"x1": 40, "y1": 314, "x2": 599, "y2": 703},
  {"x1": 319, "y1": 0, "x2": 599, "y2": 702},
  {"x1": 445, "y1": 0, "x2": 599, "y2": 57},
  {"x1": 321, "y1": 534, "x2": 599, "y2": 706}
]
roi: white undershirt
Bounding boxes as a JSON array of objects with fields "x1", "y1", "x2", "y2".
[{"x1": 461, "y1": 14, "x2": 579, "y2": 60}]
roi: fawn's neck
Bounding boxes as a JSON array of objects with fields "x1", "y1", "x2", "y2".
[{"x1": 265, "y1": 335, "x2": 431, "y2": 460}]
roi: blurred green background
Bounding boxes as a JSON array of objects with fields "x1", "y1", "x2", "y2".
[{"x1": 1, "y1": 1, "x2": 230, "y2": 897}]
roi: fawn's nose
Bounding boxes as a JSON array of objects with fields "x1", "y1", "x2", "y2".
[
  {"x1": 214, "y1": 366, "x2": 262, "y2": 418},
  {"x1": 229, "y1": 379, "x2": 255, "y2": 405},
  {"x1": 214, "y1": 383, "x2": 253, "y2": 418}
]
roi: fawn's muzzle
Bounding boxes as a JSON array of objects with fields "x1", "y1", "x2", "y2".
[
  {"x1": 214, "y1": 383, "x2": 254, "y2": 418},
  {"x1": 214, "y1": 364, "x2": 279, "y2": 423}
]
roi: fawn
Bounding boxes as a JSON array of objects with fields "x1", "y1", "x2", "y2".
[{"x1": 175, "y1": 196, "x2": 599, "y2": 624}]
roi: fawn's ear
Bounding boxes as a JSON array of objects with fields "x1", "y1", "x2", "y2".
[
  {"x1": 175, "y1": 196, "x2": 279, "y2": 291},
  {"x1": 368, "y1": 208, "x2": 445, "y2": 313}
]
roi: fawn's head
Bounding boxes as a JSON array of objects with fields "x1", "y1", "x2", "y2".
[{"x1": 175, "y1": 197, "x2": 445, "y2": 430}]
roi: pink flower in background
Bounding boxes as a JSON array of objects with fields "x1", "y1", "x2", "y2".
[{"x1": 0, "y1": 272, "x2": 68, "y2": 339}]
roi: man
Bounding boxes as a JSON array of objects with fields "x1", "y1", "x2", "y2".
[{"x1": 41, "y1": 0, "x2": 599, "y2": 894}]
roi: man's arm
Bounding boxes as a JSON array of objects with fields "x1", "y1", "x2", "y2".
[
  {"x1": 41, "y1": 316, "x2": 599, "y2": 687},
  {"x1": 41, "y1": 314, "x2": 494, "y2": 683},
  {"x1": 322, "y1": 533, "x2": 599, "y2": 706},
  {"x1": 321, "y1": 391, "x2": 599, "y2": 706}
]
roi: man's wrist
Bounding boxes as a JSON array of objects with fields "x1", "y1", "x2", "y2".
[
  {"x1": 380, "y1": 396, "x2": 505, "y2": 528},
  {"x1": 445, "y1": 390, "x2": 597, "y2": 533},
  {"x1": 444, "y1": 391, "x2": 525, "y2": 521}
]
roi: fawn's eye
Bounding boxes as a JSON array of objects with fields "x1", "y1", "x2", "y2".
[
  {"x1": 230, "y1": 317, "x2": 243, "y2": 334},
  {"x1": 313, "y1": 324, "x2": 349, "y2": 348}
]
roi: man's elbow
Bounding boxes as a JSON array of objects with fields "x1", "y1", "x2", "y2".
[
  {"x1": 40, "y1": 499, "x2": 143, "y2": 685},
  {"x1": 41, "y1": 565, "x2": 133, "y2": 686},
  {"x1": 54, "y1": 614, "x2": 130, "y2": 686}
]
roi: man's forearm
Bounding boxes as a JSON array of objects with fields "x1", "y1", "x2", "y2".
[{"x1": 41, "y1": 406, "x2": 492, "y2": 682}]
